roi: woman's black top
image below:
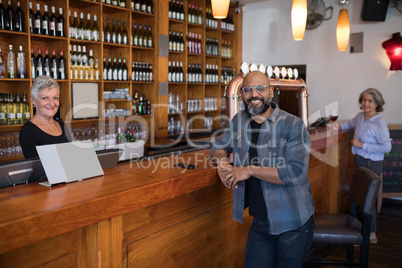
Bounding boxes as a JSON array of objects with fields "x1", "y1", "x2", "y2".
[{"x1": 19, "y1": 120, "x2": 72, "y2": 159}]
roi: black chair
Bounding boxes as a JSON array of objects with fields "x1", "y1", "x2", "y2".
[{"x1": 305, "y1": 167, "x2": 381, "y2": 268}]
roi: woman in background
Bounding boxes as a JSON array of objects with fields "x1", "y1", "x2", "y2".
[
  {"x1": 333, "y1": 88, "x2": 392, "y2": 244},
  {"x1": 19, "y1": 76, "x2": 71, "y2": 159}
]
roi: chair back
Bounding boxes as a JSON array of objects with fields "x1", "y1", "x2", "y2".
[{"x1": 350, "y1": 167, "x2": 381, "y2": 216}]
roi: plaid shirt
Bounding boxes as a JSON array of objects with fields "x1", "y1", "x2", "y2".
[{"x1": 211, "y1": 103, "x2": 314, "y2": 234}]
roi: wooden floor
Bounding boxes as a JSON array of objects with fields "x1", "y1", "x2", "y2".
[{"x1": 305, "y1": 198, "x2": 402, "y2": 268}]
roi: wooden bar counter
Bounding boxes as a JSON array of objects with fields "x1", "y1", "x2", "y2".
[{"x1": 0, "y1": 127, "x2": 354, "y2": 267}]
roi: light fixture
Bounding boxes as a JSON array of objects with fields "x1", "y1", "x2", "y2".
[
  {"x1": 291, "y1": 0, "x2": 308, "y2": 41},
  {"x1": 336, "y1": 1, "x2": 350, "y2": 51},
  {"x1": 211, "y1": 0, "x2": 230, "y2": 19},
  {"x1": 382, "y1": 32, "x2": 402, "y2": 70}
]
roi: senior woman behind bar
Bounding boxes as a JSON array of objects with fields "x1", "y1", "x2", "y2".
[
  {"x1": 333, "y1": 88, "x2": 391, "y2": 244},
  {"x1": 19, "y1": 76, "x2": 72, "y2": 159}
]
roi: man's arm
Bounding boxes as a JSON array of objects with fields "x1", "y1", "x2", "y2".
[
  {"x1": 224, "y1": 165, "x2": 282, "y2": 189},
  {"x1": 211, "y1": 149, "x2": 234, "y2": 186}
]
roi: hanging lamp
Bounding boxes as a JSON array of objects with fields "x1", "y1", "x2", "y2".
[
  {"x1": 336, "y1": 1, "x2": 350, "y2": 51},
  {"x1": 291, "y1": 0, "x2": 308, "y2": 41},
  {"x1": 211, "y1": 0, "x2": 230, "y2": 19}
]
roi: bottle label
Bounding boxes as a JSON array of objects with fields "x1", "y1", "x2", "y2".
[
  {"x1": 123, "y1": 70, "x2": 127, "y2": 80},
  {"x1": 25, "y1": 112, "x2": 31, "y2": 119},
  {"x1": 35, "y1": 19, "x2": 41, "y2": 29},
  {"x1": 58, "y1": 23, "x2": 63, "y2": 32},
  {"x1": 0, "y1": 113, "x2": 5, "y2": 120},
  {"x1": 43, "y1": 21, "x2": 48, "y2": 30},
  {"x1": 138, "y1": 38, "x2": 142, "y2": 47},
  {"x1": 8, "y1": 113, "x2": 16, "y2": 119},
  {"x1": 134, "y1": 37, "x2": 138, "y2": 46},
  {"x1": 147, "y1": 6, "x2": 152, "y2": 13},
  {"x1": 92, "y1": 30, "x2": 99, "y2": 41},
  {"x1": 50, "y1": 22, "x2": 56, "y2": 31},
  {"x1": 135, "y1": 3, "x2": 140, "y2": 10},
  {"x1": 123, "y1": 36, "x2": 127, "y2": 45},
  {"x1": 117, "y1": 35, "x2": 122, "y2": 44},
  {"x1": 17, "y1": 113, "x2": 23, "y2": 119},
  {"x1": 86, "y1": 30, "x2": 92, "y2": 40},
  {"x1": 148, "y1": 39, "x2": 152, "y2": 48},
  {"x1": 95, "y1": 70, "x2": 99, "y2": 80}
]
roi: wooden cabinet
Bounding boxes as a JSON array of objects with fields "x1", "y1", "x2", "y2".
[{"x1": 0, "y1": 0, "x2": 243, "y2": 162}]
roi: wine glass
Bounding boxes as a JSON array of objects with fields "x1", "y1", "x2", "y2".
[{"x1": 329, "y1": 109, "x2": 338, "y2": 122}]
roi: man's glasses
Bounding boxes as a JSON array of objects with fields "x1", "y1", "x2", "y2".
[{"x1": 240, "y1": 85, "x2": 267, "y2": 94}]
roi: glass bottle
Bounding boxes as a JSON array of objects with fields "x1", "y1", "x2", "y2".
[
  {"x1": 122, "y1": 21, "x2": 128, "y2": 45},
  {"x1": 138, "y1": 24, "x2": 143, "y2": 47},
  {"x1": 0, "y1": 94, "x2": 6, "y2": 125},
  {"x1": 133, "y1": 23, "x2": 138, "y2": 46},
  {"x1": 78, "y1": 12, "x2": 84, "y2": 39},
  {"x1": 42, "y1": 5, "x2": 49, "y2": 35},
  {"x1": 22, "y1": 93, "x2": 30, "y2": 123},
  {"x1": 50, "y1": 49, "x2": 58, "y2": 79},
  {"x1": 0, "y1": 0, "x2": 6, "y2": 30},
  {"x1": 116, "y1": 20, "x2": 122, "y2": 44},
  {"x1": 72, "y1": 11, "x2": 78, "y2": 39},
  {"x1": 105, "y1": 18, "x2": 111, "y2": 43},
  {"x1": 85, "y1": 13, "x2": 92, "y2": 41},
  {"x1": 5, "y1": 0, "x2": 14, "y2": 31},
  {"x1": 15, "y1": 0, "x2": 23, "y2": 32},
  {"x1": 147, "y1": 0, "x2": 153, "y2": 14},
  {"x1": 0, "y1": 44, "x2": 5, "y2": 78},
  {"x1": 7, "y1": 93, "x2": 16, "y2": 125},
  {"x1": 107, "y1": 56, "x2": 112, "y2": 80},
  {"x1": 57, "y1": 7, "x2": 64, "y2": 37},
  {"x1": 58, "y1": 49, "x2": 66, "y2": 80},
  {"x1": 122, "y1": 57, "x2": 128, "y2": 81},
  {"x1": 103, "y1": 56, "x2": 107, "y2": 80},
  {"x1": 50, "y1": 6, "x2": 57, "y2": 36},
  {"x1": 7, "y1": 45, "x2": 16, "y2": 78},
  {"x1": 94, "y1": 59, "x2": 99, "y2": 80},
  {"x1": 143, "y1": 24, "x2": 148, "y2": 47},
  {"x1": 43, "y1": 48, "x2": 50, "y2": 77},
  {"x1": 30, "y1": 47, "x2": 36, "y2": 79},
  {"x1": 16, "y1": 45, "x2": 25, "y2": 79},
  {"x1": 111, "y1": 19, "x2": 116, "y2": 44},
  {"x1": 34, "y1": 3, "x2": 41, "y2": 34},
  {"x1": 28, "y1": 2, "x2": 34, "y2": 33},
  {"x1": 117, "y1": 57, "x2": 122, "y2": 81},
  {"x1": 112, "y1": 56, "x2": 117, "y2": 81},
  {"x1": 147, "y1": 25, "x2": 153, "y2": 48},
  {"x1": 92, "y1": 15, "x2": 99, "y2": 41},
  {"x1": 15, "y1": 93, "x2": 23, "y2": 124}
]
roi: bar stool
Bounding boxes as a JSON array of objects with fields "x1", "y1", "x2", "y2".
[{"x1": 305, "y1": 167, "x2": 381, "y2": 268}]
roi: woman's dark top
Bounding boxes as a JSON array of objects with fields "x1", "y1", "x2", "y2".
[{"x1": 19, "y1": 120, "x2": 72, "y2": 159}]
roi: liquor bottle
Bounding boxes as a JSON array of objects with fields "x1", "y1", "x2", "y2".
[
  {"x1": 0, "y1": 94, "x2": 6, "y2": 125},
  {"x1": 122, "y1": 57, "x2": 128, "y2": 81},
  {"x1": 30, "y1": 47, "x2": 36, "y2": 78},
  {"x1": 172, "y1": 30, "x2": 177, "y2": 51},
  {"x1": 88, "y1": 49, "x2": 94, "y2": 68},
  {"x1": 43, "y1": 48, "x2": 50, "y2": 77},
  {"x1": 94, "y1": 59, "x2": 99, "y2": 80},
  {"x1": 7, "y1": 45, "x2": 16, "y2": 78},
  {"x1": 0, "y1": 44, "x2": 5, "y2": 78},
  {"x1": 179, "y1": 31, "x2": 184, "y2": 52},
  {"x1": 112, "y1": 56, "x2": 117, "y2": 81},
  {"x1": 111, "y1": 19, "x2": 116, "y2": 44},
  {"x1": 50, "y1": 49, "x2": 58, "y2": 79},
  {"x1": 6, "y1": 0, "x2": 14, "y2": 31},
  {"x1": 147, "y1": 25, "x2": 153, "y2": 48},
  {"x1": 179, "y1": 62, "x2": 183, "y2": 82},
  {"x1": 92, "y1": 15, "x2": 99, "y2": 41},
  {"x1": 138, "y1": 95, "x2": 144, "y2": 115},
  {"x1": 22, "y1": 93, "x2": 30, "y2": 123},
  {"x1": 143, "y1": 24, "x2": 148, "y2": 47},
  {"x1": 58, "y1": 49, "x2": 65, "y2": 79},
  {"x1": 141, "y1": 0, "x2": 146, "y2": 13},
  {"x1": 76, "y1": 45, "x2": 82, "y2": 66},
  {"x1": 168, "y1": 30, "x2": 172, "y2": 51},
  {"x1": 133, "y1": 90, "x2": 139, "y2": 115},
  {"x1": 147, "y1": 0, "x2": 153, "y2": 14},
  {"x1": 34, "y1": 4, "x2": 41, "y2": 34},
  {"x1": 85, "y1": 13, "x2": 92, "y2": 41},
  {"x1": 16, "y1": 45, "x2": 25, "y2": 78},
  {"x1": 122, "y1": 21, "x2": 128, "y2": 45},
  {"x1": 117, "y1": 57, "x2": 122, "y2": 81},
  {"x1": 168, "y1": 0, "x2": 172, "y2": 18},
  {"x1": 112, "y1": 0, "x2": 118, "y2": 6},
  {"x1": 57, "y1": 7, "x2": 64, "y2": 37},
  {"x1": 49, "y1": 6, "x2": 57, "y2": 36},
  {"x1": 15, "y1": 93, "x2": 23, "y2": 124},
  {"x1": 36, "y1": 47, "x2": 43, "y2": 77},
  {"x1": 72, "y1": 11, "x2": 78, "y2": 39},
  {"x1": 82, "y1": 46, "x2": 88, "y2": 66},
  {"x1": 107, "y1": 56, "x2": 112, "y2": 80},
  {"x1": 198, "y1": 6, "x2": 202, "y2": 25},
  {"x1": 78, "y1": 12, "x2": 84, "y2": 39},
  {"x1": 133, "y1": 23, "x2": 138, "y2": 46},
  {"x1": 0, "y1": 0, "x2": 5, "y2": 30},
  {"x1": 15, "y1": 0, "x2": 23, "y2": 32},
  {"x1": 116, "y1": 20, "x2": 122, "y2": 44},
  {"x1": 134, "y1": 0, "x2": 140, "y2": 11},
  {"x1": 42, "y1": 5, "x2": 49, "y2": 35},
  {"x1": 131, "y1": 62, "x2": 135, "y2": 80},
  {"x1": 103, "y1": 56, "x2": 107, "y2": 80},
  {"x1": 105, "y1": 18, "x2": 111, "y2": 43},
  {"x1": 120, "y1": 0, "x2": 126, "y2": 8}
]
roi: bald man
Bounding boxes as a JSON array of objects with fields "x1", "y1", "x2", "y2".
[{"x1": 211, "y1": 71, "x2": 314, "y2": 268}]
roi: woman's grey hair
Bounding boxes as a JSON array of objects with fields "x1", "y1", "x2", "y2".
[
  {"x1": 359, "y1": 88, "x2": 385, "y2": 112},
  {"x1": 31, "y1": 76, "x2": 60, "y2": 100}
]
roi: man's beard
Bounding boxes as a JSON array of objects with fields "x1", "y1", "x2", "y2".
[{"x1": 244, "y1": 96, "x2": 271, "y2": 115}]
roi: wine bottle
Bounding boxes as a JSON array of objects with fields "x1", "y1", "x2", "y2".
[
  {"x1": 138, "y1": 24, "x2": 143, "y2": 47},
  {"x1": 15, "y1": 0, "x2": 23, "y2": 32},
  {"x1": 85, "y1": 13, "x2": 92, "y2": 41},
  {"x1": 94, "y1": 59, "x2": 99, "y2": 80},
  {"x1": 122, "y1": 57, "x2": 128, "y2": 81},
  {"x1": 15, "y1": 93, "x2": 23, "y2": 124},
  {"x1": 30, "y1": 47, "x2": 36, "y2": 79},
  {"x1": 57, "y1": 7, "x2": 64, "y2": 37},
  {"x1": 49, "y1": 6, "x2": 57, "y2": 36},
  {"x1": 133, "y1": 23, "x2": 138, "y2": 46},
  {"x1": 92, "y1": 15, "x2": 99, "y2": 41},
  {"x1": 7, "y1": 93, "x2": 16, "y2": 125},
  {"x1": 7, "y1": 45, "x2": 16, "y2": 78},
  {"x1": 43, "y1": 48, "x2": 51, "y2": 77},
  {"x1": 147, "y1": 0, "x2": 153, "y2": 14},
  {"x1": 103, "y1": 56, "x2": 107, "y2": 80},
  {"x1": 116, "y1": 20, "x2": 122, "y2": 44},
  {"x1": 22, "y1": 93, "x2": 30, "y2": 123},
  {"x1": 143, "y1": 24, "x2": 148, "y2": 47},
  {"x1": 0, "y1": 44, "x2": 5, "y2": 78},
  {"x1": 141, "y1": 0, "x2": 146, "y2": 13},
  {"x1": 122, "y1": 21, "x2": 128, "y2": 45},
  {"x1": 50, "y1": 49, "x2": 58, "y2": 79},
  {"x1": 58, "y1": 49, "x2": 65, "y2": 79},
  {"x1": 105, "y1": 18, "x2": 111, "y2": 43},
  {"x1": 117, "y1": 57, "x2": 122, "y2": 81},
  {"x1": 107, "y1": 56, "x2": 112, "y2": 80},
  {"x1": 78, "y1": 12, "x2": 84, "y2": 39},
  {"x1": 81, "y1": 46, "x2": 88, "y2": 67},
  {"x1": 5, "y1": 0, "x2": 14, "y2": 31},
  {"x1": 42, "y1": 5, "x2": 49, "y2": 35},
  {"x1": 16, "y1": 45, "x2": 25, "y2": 78},
  {"x1": 120, "y1": 0, "x2": 126, "y2": 8},
  {"x1": 112, "y1": 56, "x2": 117, "y2": 81},
  {"x1": 134, "y1": 0, "x2": 140, "y2": 11},
  {"x1": 36, "y1": 48, "x2": 43, "y2": 77},
  {"x1": 0, "y1": 0, "x2": 5, "y2": 30},
  {"x1": 147, "y1": 25, "x2": 152, "y2": 48},
  {"x1": 72, "y1": 11, "x2": 78, "y2": 39}
]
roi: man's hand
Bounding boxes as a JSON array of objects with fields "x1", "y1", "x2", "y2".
[
  {"x1": 224, "y1": 166, "x2": 251, "y2": 189},
  {"x1": 217, "y1": 160, "x2": 233, "y2": 185},
  {"x1": 351, "y1": 138, "x2": 363, "y2": 148}
]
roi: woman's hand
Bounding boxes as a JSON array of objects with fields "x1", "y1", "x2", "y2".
[
  {"x1": 331, "y1": 122, "x2": 340, "y2": 131},
  {"x1": 351, "y1": 138, "x2": 364, "y2": 148}
]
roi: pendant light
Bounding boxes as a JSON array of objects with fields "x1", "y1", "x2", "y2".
[
  {"x1": 336, "y1": 2, "x2": 350, "y2": 51},
  {"x1": 211, "y1": 0, "x2": 230, "y2": 19},
  {"x1": 291, "y1": 0, "x2": 308, "y2": 41}
]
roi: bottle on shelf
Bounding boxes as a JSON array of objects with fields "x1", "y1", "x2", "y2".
[
  {"x1": 0, "y1": 94, "x2": 6, "y2": 125},
  {"x1": 6, "y1": 0, "x2": 14, "y2": 31},
  {"x1": 103, "y1": 56, "x2": 107, "y2": 80},
  {"x1": 132, "y1": 23, "x2": 138, "y2": 46},
  {"x1": 6, "y1": 93, "x2": 16, "y2": 125},
  {"x1": 112, "y1": 56, "x2": 117, "y2": 80},
  {"x1": 16, "y1": 45, "x2": 25, "y2": 79},
  {"x1": 22, "y1": 93, "x2": 30, "y2": 123},
  {"x1": 111, "y1": 19, "x2": 116, "y2": 44},
  {"x1": 0, "y1": 44, "x2": 5, "y2": 78},
  {"x1": 35, "y1": 47, "x2": 43, "y2": 77},
  {"x1": 57, "y1": 7, "x2": 64, "y2": 37},
  {"x1": 28, "y1": 2, "x2": 34, "y2": 33},
  {"x1": 133, "y1": 0, "x2": 140, "y2": 12},
  {"x1": 122, "y1": 57, "x2": 128, "y2": 81},
  {"x1": 7, "y1": 45, "x2": 16, "y2": 78},
  {"x1": 138, "y1": 24, "x2": 143, "y2": 46},
  {"x1": 43, "y1": 48, "x2": 50, "y2": 77},
  {"x1": 122, "y1": 21, "x2": 128, "y2": 45},
  {"x1": 85, "y1": 13, "x2": 92, "y2": 41},
  {"x1": 58, "y1": 49, "x2": 66, "y2": 79},
  {"x1": 78, "y1": 12, "x2": 84, "y2": 39},
  {"x1": 120, "y1": 0, "x2": 126, "y2": 8},
  {"x1": 50, "y1": 48, "x2": 58, "y2": 79},
  {"x1": 30, "y1": 47, "x2": 36, "y2": 79},
  {"x1": 15, "y1": 0, "x2": 23, "y2": 32},
  {"x1": 42, "y1": 5, "x2": 49, "y2": 35},
  {"x1": 72, "y1": 11, "x2": 78, "y2": 39},
  {"x1": 94, "y1": 59, "x2": 99, "y2": 80},
  {"x1": 15, "y1": 93, "x2": 23, "y2": 124},
  {"x1": 107, "y1": 56, "x2": 112, "y2": 80},
  {"x1": 50, "y1": 6, "x2": 57, "y2": 36},
  {"x1": 147, "y1": 0, "x2": 153, "y2": 14},
  {"x1": 147, "y1": 25, "x2": 153, "y2": 48},
  {"x1": 105, "y1": 17, "x2": 111, "y2": 43},
  {"x1": 34, "y1": 3, "x2": 41, "y2": 34},
  {"x1": 0, "y1": 0, "x2": 6, "y2": 30},
  {"x1": 92, "y1": 15, "x2": 99, "y2": 41}
]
